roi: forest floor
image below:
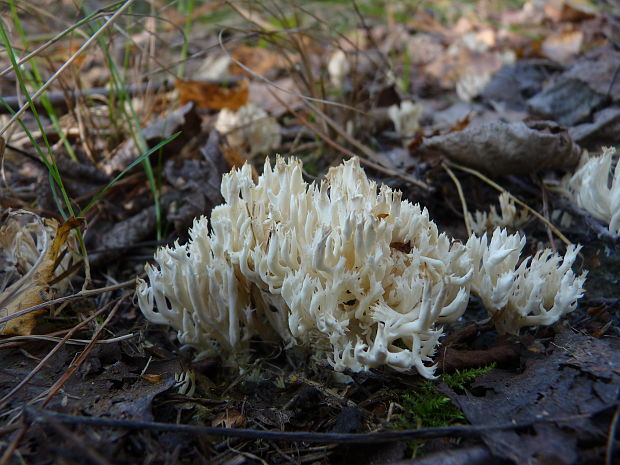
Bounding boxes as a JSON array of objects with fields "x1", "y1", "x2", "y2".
[{"x1": 0, "y1": 1, "x2": 619, "y2": 464}]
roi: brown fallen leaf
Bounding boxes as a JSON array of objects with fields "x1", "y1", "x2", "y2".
[
  {"x1": 175, "y1": 78, "x2": 249, "y2": 111},
  {"x1": 211, "y1": 409, "x2": 245, "y2": 428},
  {"x1": 541, "y1": 29, "x2": 583, "y2": 62},
  {"x1": 141, "y1": 373, "x2": 162, "y2": 383},
  {"x1": 230, "y1": 44, "x2": 293, "y2": 77},
  {"x1": 423, "y1": 120, "x2": 582, "y2": 176},
  {"x1": 0, "y1": 212, "x2": 81, "y2": 335}
]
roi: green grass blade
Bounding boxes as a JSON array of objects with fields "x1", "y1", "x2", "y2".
[{"x1": 79, "y1": 132, "x2": 180, "y2": 216}]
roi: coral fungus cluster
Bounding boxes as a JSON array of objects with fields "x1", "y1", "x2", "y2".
[{"x1": 137, "y1": 157, "x2": 586, "y2": 378}]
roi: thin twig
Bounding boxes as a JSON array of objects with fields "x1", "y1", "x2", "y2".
[
  {"x1": 0, "y1": 298, "x2": 120, "y2": 410},
  {"x1": 0, "y1": 420, "x2": 27, "y2": 465},
  {"x1": 226, "y1": 2, "x2": 277, "y2": 32},
  {"x1": 216, "y1": 29, "x2": 369, "y2": 115},
  {"x1": 0, "y1": 2, "x2": 126, "y2": 79},
  {"x1": 442, "y1": 162, "x2": 472, "y2": 236},
  {"x1": 24, "y1": 406, "x2": 617, "y2": 445},
  {"x1": 269, "y1": 89, "x2": 432, "y2": 191},
  {"x1": 445, "y1": 160, "x2": 572, "y2": 246},
  {"x1": 606, "y1": 406, "x2": 620, "y2": 465},
  {"x1": 0, "y1": 333, "x2": 135, "y2": 346},
  {"x1": 0, "y1": 279, "x2": 134, "y2": 326},
  {"x1": 41, "y1": 296, "x2": 126, "y2": 407},
  {"x1": 0, "y1": 0, "x2": 136, "y2": 138},
  {"x1": 539, "y1": 176, "x2": 557, "y2": 252},
  {"x1": 0, "y1": 81, "x2": 173, "y2": 114}
]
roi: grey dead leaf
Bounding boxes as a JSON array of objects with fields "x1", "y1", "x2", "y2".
[
  {"x1": 564, "y1": 46, "x2": 620, "y2": 100},
  {"x1": 527, "y1": 78, "x2": 605, "y2": 126},
  {"x1": 441, "y1": 331, "x2": 620, "y2": 465},
  {"x1": 423, "y1": 120, "x2": 582, "y2": 176},
  {"x1": 481, "y1": 60, "x2": 559, "y2": 112},
  {"x1": 527, "y1": 45, "x2": 620, "y2": 126},
  {"x1": 87, "y1": 131, "x2": 229, "y2": 266},
  {"x1": 164, "y1": 129, "x2": 229, "y2": 233},
  {"x1": 105, "y1": 102, "x2": 201, "y2": 176},
  {"x1": 569, "y1": 107, "x2": 620, "y2": 147}
]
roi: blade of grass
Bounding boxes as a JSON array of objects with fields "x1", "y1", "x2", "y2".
[
  {"x1": 84, "y1": 3, "x2": 163, "y2": 239},
  {"x1": 0, "y1": 19, "x2": 73, "y2": 218},
  {"x1": 177, "y1": 0, "x2": 196, "y2": 78},
  {"x1": 0, "y1": 1, "x2": 125, "y2": 79},
  {"x1": 79, "y1": 132, "x2": 180, "y2": 216},
  {"x1": 8, "y1": 0, "x2": 79, "y2": 162},
  {"x1": 0, "y1": 0, "x2": 136, "y2": 139}
]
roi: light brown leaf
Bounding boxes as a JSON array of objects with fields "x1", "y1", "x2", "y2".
[
  {"x1": 211, "y1": 409, "x2": 245, "y2": 428},
  {"x1": 230, "y1": 44, "x2": 292, "y2": 77},
  {"x1": 541, "y1": 30, "x2": 583, "y2": 62},
  {"x1": 175, "y1": 78, "x2": 249, "y2": 111}
]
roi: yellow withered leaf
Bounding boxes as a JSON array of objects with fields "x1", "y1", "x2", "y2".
[{"x1": 0, "y1": 211, "x2": 81, "y2": 335}]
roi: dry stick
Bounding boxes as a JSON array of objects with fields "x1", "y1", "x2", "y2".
[
  {"x1": 41, "y1": 418, "x2": 113, "y2": 465},
  {"x1": 270, "y1": 89, "x2": 432, "y2": 191},
  {"x1": 0, "y1": 82, "x2": 173, "y2": 114},
  {"x1": 0, "y1": 319, "x2": 106, "y2": 350},
  {"x1": 216, "y1": 29, "x2": 369, "y2": 115},
  {"x1": 0, "y1": 300, "x2": 118, "y2": 411},
  {"x1": 0, "y1": 0, "x2": 136, "y2": 138},
  {"x1": 24, "y1": 406, "x2": 618, "y2": 445},
  {"x1": 0, "y1": 420, "x2": 27, "y2": 465},
  {"x1": 0, "y1": 333, "x2": 134, "y2": 346},
  {"x1": 606, "y1": 406, "x2": 620, "y2": 465},
  {"x1": 0, "y1": 279, "x2": 134, "y2": 326},
  {"x1": 442, "y1": 162, "x2": 472, "y2": 236},
  {"x1": 540, "y1": 179, "x2": 557, "y2": 252},
  {"x1": 445, "y1": 160, "x2": 572, "y2": 246},
  {"x1": 0, "y1": 3, "x2": 125, "y2": 79},
  {"x1": 41, "y1": 295, "x2": 127, "y2": 407}
]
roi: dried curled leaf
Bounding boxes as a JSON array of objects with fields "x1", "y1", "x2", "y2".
[
  {"x1": 424, "y1": 120, "x2": 582, "y2": 176},
  {"x1": 0, "y1": 211, "x2": 81, "y2": 335}
]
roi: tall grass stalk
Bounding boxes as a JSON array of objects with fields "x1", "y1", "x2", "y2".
[{"x1": 8, "y1": 0, "x2": 79, "y2": 162}]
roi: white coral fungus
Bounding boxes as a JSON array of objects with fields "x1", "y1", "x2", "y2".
[
  {"x1": 214, "y1": 103, "x2": 281, "y2": 156},
  {"x1": 466, "y1": 229, "x2": 586, "y2": 335},
  {"x1": 562, "y1": 147, "x2": 620, "y2": 235},
  {"x1": 456, "y1": 71, "x2": 492, "y2": 102},
  {"x1": 327, "y1": 50, "x2": 350, "y2": 89},
  {"x1": 138, "y1": 157, "x2": 471, "y2": 378},
  {"x1": 137, "y1": 157, "x2": 586, "y2": 377},
  {"x1": 468, "y1": 192, "x2": 530, "y2": 235},
  {"x1": 387, "y1": 101, "x2": 424, "y2": 139}
]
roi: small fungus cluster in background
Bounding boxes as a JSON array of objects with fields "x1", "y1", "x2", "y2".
[
  {"x1": 467, "y1": 192, "x2": 530, "y2": 235},
  {"x1": 214, "y1": 103, "x2": 282, "y2": 157},
  {"x1": 137, "y1": 157, "x2": 587, "y2": 378},
  {"x1": 562, "y1": 146, "x2": 620, "y2": 236}
]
